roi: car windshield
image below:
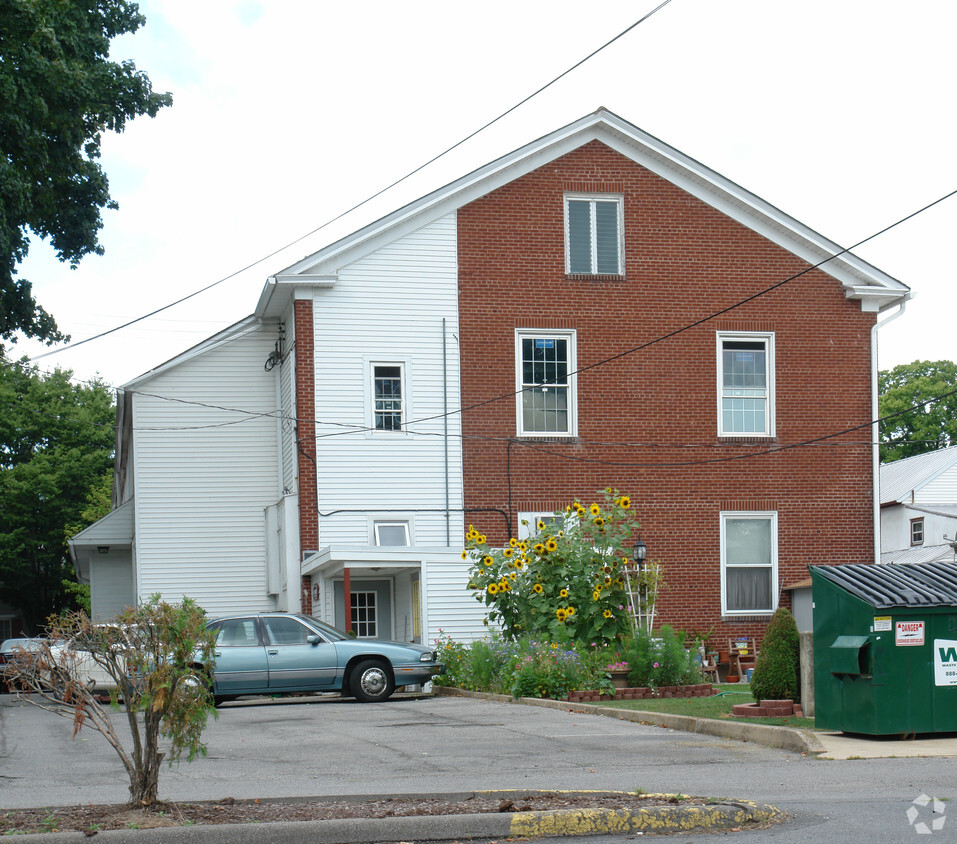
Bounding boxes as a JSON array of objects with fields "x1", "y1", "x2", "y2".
[{"x1": 296, "y1": 615, "x2": 350, "y2": 642}]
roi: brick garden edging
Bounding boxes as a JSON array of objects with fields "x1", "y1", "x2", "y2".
[
  {"x1": 731, "y1": 699, "x2": 803, "y2": 718},
  {"x1": 566, "y1": 683, "x2": 714, "y2": 703}
]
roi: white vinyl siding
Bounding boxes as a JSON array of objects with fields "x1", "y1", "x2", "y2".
[
  {"x1": 718, "y1": 332, "x2": 775, "y2": 436},
  {"x1": 720, "y1": 512, "x2": 778, "y2": 615},
  {"x1": 310, "y1": 214, "x2": 464, "y2": 550},
  {"x1": 130, "y1": 324, "x2": 282, "y2": 615},
  {"x1": 564, "y1": 194, "x2": 623, "y2": 275}
]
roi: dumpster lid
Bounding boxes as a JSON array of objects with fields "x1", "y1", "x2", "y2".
[{"x1": 810, "y1": 562, "x2": 957, "y2": 609}]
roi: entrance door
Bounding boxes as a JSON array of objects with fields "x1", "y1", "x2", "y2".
[{"x1": 334, "y1": 579, "x2": 392, "y2": 639}]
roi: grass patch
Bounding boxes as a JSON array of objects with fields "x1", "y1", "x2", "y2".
[{"x1": 600, "y1": 683, "x2": 816, "y2": 730}]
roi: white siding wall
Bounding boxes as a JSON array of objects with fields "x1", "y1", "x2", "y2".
[
  {"x1": 312, "y1": 214, "x2": 464, "y2": 546},
  {"x1": 881, "y1": 503, "x2": 957, "y2": 553},
  {"x1": 917, "y1": 469, "x2": 957, "y2": 505},
  {"x1": 90, "y1": 553, "x2": 135, "y2": 620},
  {"x1": 131, "y1": 324, "x2": 282, "y2": 615}
]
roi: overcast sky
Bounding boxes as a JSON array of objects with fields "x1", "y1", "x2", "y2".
[{"x1": 13, "y1": 0, "x2": 957, "y2": 388}]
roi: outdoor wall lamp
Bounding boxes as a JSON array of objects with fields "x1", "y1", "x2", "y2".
[
  {"x1": 97, "y1": 546, "x2": 110, "y2": 554},
  {"x1": 633, "y1": 536, "x2": 647, "y2": 570}
]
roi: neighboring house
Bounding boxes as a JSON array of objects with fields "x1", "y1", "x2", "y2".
[
  {"x1": 70, "y1": 108, "x2": 911, "y2": 649},
  {"x1": 880, "y1": 446, "x2": 957, "y2": 565}
]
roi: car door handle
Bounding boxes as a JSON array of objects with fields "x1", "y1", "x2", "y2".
[{"x1": 267, "y1": 649, "x2": 279, "y2": 656}]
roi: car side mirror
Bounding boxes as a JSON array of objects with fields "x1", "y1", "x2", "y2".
[{"x1": 306, "y1": 635, "x2": 321, "y2": 646}]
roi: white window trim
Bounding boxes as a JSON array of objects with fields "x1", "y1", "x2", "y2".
[
  {"x1": 910, "y1": 518, "x2": 925, "y2": 546},
  {"x1": 515, "y1": 329, "x2": 577, "y2": 438},
  {"x1": 716, "y1": 331, "x2": 775, "y2": 437},
  {"x1": 719, "y1": 511, "x2": 778, "y2": 616},
  {"x1": 517, "y1": 511, "x2": 565, "y2": 540},
  {"x1": 564, "y1": 193, "x2": 624, "y2": 275},
  {"x1": 365, "y1": 359, "x2": 410, "y2": 434},
  {"x1": 373, "y1": 520, "x2": 411, "y2": 547}
]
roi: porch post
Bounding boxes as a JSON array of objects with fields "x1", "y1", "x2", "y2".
[{"x1": 343, "y1": 566, "x2": 352, "y2": 634}]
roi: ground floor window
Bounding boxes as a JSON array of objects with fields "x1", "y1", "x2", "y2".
[
  {"x1": 351, "y1": 591, "x2": 377, "y2": 638},
  {"x1": 720, "y1": 511, "x2": 777, "y2": 615}
]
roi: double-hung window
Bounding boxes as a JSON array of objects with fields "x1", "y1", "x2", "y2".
[
  {"x1": 372, "y1": 364, "x2": 403, "y2": 431},
  {"x1": 721, "y1": 512, "x2": 777, "y2": 615},
  {"x1": 565, "y1": 194, "x2": 623, "y2": 275},
  {"x1": 718, "y1": 332, "x2": 774, "y2": 436},
  {"x1": 911, "y1": 518, "x2": 925, "y2": 546},
  {"x1": 516, "y1": 330, "x2": 576, "y2": 436}
]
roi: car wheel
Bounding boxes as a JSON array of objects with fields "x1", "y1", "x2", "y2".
[
  {"x1": 181, "y1": 667, "x2": 223, "y2": 707},
  {"x1": 350, "y1": 659, "x2": 395, "y2": 703}
]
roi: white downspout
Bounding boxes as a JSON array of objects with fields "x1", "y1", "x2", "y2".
[{"x1": 871, "y1": 300, "x2": 908, "y2": 564}]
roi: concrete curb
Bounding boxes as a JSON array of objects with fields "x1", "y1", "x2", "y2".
[
  {"x1": 434, "y1": 685, "x2": 828, "y2": 756},
  {"x1": 4, "y1": 792, "x2": 783, "y2": 843}
]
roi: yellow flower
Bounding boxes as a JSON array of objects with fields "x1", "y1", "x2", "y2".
[
  {"x1": 603, "y1": 609, "x2": 613, "y2": 619},
  {"x1": 478, "y1": 534, "x2": 487, "y2": 544},
  {"x1": 519, "y1": 542, "x2": 528, "y2": 552},
  {"x1": 533, "y1": 543, "x2": 545, "y2": 554},
  {"x1": 509, "y1": 571, "x2": 517, "y2": 580},
  {"x1": 533, "y1": 583, "x2": 543, "y2": 594},
  {"x1": 593, "y1": 590, "x2": 602, "y2": 601},
  {"x1": 619, "y1": 496, "x2": 631, "y2": 509},
  {"x1": 574, "y1": 503, "x2": 586, "y2": 515},
  {"x1": 589, "y1": 503, "x2": 601, "y2": 516},
  {"x1": 560, "y1": 588, "x2": 568, "y2": 598},
  {"x1": 483, "y1": 556, "x2": 493, "y2": 567},
  {"x1": 566, "y1": 606, "x2": 575, "y2": 616},
  {"x1": 509, "y1": 537, "x2": 518, "y2": 547},
  {"x1": 545, "y1": 539, "x2": 558, "y2": 552},
  {"x1": 515, "y1": 559, "x2": 524, "y2": 569},
  {"x1": 537, "y1": 520, "x2": 546, "y2": 530},
  {"x1": 593, "y1": 516, "x2": 605, "y2": 527},
  {"x1": 488, "y1": 583, "x2": 499, "y2": 595},
  {"x1": 556, "y1": 609, "x2": 567, "y2": 622},
  {"x1": 503, "y1": 548, "x2": 513, "y2": 558},
  {"x1": 461, "y1": 550, "x2": 468, "y2": 560}
]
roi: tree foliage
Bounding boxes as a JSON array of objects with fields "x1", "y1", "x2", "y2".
[
  {"x1": 878, "y1": 360, "x2": 957, "y2": 463},
  {"x1": 0, "y1": 357, "x2": 115, "y2": 631},
  {"x1": 0, "y1": 0, "x2": 171, "y2": 343},
  {"x1": 6, "y1": 596, "x2": 217, "y2": 807},
  {"x1": 750, "y1": 607, "x2": 800, "y2": 703}
]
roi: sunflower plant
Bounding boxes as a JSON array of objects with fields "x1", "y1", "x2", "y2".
[{"x1": 464, "y1": 489, "x2": 640, "y2": 644}]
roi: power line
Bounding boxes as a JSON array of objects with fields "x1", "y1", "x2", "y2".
[{"x1": 25, "y1": 1, "x2": 675, "y2": 364}]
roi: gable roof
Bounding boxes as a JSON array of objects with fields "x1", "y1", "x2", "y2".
[
  {"x1": 880, "y1": 446, "x2": 957, "y2": 505},
  {"x1": 256, "y1": 107, "x2": 910, "y2": 319}
]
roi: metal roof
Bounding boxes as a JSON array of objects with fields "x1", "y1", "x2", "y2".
[
  {"x1": 880, "y1": 544, "x2": 955, "y2": 566},
  {"x1": 880, "y1": 446, "x2": 957, "y2": 505},
  {"x1": 810, "y1": 563, "x2": 957, "y2": 609}
]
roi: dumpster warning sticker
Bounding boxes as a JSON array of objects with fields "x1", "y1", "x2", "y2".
[
  {"x1": 873, "y1": 616, "x2": 892, "y2": 632},
  {"x1": 934, "y1": 639, "x2": 957, "y2": 686},
  {"x1": 896, "y1": 620, "x2": 925, "y2": 646}
]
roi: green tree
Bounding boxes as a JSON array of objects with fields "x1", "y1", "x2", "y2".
[
  {"x1": 0, "y1": 357, "x2": 115, "y2": 631},
  {"x1": 879, "y1": 360, "x2": 957, "y2": 462},
  {"x1": 750, "y1": 607, "x2": 800, "y2": 703},
  {"x1": 6, "y1": 596, "x2": 217, "y2": 808},
  {"x1": 0, "y1": 0, "x2": 171, "y2": 343}
]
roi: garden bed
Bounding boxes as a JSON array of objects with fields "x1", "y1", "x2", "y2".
[{"x1": 567, "y1": 683, "x2": 714, "y2": 703}]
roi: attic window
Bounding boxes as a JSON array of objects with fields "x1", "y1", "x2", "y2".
[
  {"x1": 911, "y1": 518, "x2": 925, "y2": 546},
  {"x1": 564, "y1": 194, "x2": 623, "y2": 275}
]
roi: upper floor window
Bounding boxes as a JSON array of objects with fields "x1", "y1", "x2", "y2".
[
  {"x1": 911, "y1": 518, "x2": 925, "y2": 546},
  {"x1": 721, "y1": 511, "x2": 777, "y2": 615},
  {"x1": 516, "y1": 330, "x2": 577, "y2": 437},
  {"x1": 517, "y1": 511, "x2": 564, "y2": 540},
  {"x1": 372, "y1": 364, "x2": 403, "y2": 431},
  {"x1": 564, "y1": 194, "x2": 623, "y2": 275},
  {"x1": 718, "y1": 332, "x2": 775, "y2": 436}
]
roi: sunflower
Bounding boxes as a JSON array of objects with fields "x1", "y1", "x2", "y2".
[
  {"x1": 618, "y1": 496, "x2": 631, "y2": 509},
  {"x1": 503, "y1": 548, "x2": 513, "y2": 558},
  {"x1": 603, "y1": 609, "x2": 614, "y2": 619},
  {"x1": 592, "y1": 590, "x2": 602, "y2": 601},
  {"x1": 565, "y1": 606, "x2": 576, "y2": 617},
  {"x1": 545, "y1": 539, "x2": 558, "y2": 552},
  {"x1": 487, "y1": 583, "x2": 499, "y2": 595},
  {"x1": 515, "y1": 559, "x2": 524, "y2": 569},
  {"x1": 555, "y1": 608, "x2": 567, "y2": 622},
  {"x1": 593, "y1": 516, "x2": 605, "y2": 527},
  {"x1": 589, "y1": 503, "x2": 601, "y2": 516},
  {"x1": 478, "y1": 534, "x2": 487, "y2": 544},
  {"x1": 461, "y1": 550, "x2": 468, "y2": 560},
  {"x1": 509, "y1": 571, "x2": 517, "y2": 580},
  {"x1": 533, "y1": 583, "x2": 543, "y2": 594},
  {"x1": 533, "y1": 543, "x2": 546, "y2": 554},
  {"x1": 560, "y1": 588, "x2": 569, "y2": 598},
  {"x1": 519, "y1": 541, "x2": 528, "y2": 552},
  {"x1": 482, "y1": 556, "x2": 493, "y2": 567},
  {"x1": 537, "y1": 520, "x2": 546, "y2": 530},
  {"x1": 509, "y1": 537, "x2": 518, "y2": 548}
]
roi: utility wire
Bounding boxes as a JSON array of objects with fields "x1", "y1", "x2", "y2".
[{"x1": 25, "y1": 1, "x2": 675, "y2": 363}]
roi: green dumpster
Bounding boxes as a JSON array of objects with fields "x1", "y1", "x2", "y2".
[{"x1": 811, "y1": 562, "x2": 957, "y2": 735}]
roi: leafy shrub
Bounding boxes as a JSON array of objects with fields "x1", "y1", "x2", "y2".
[
  {"x1": 750, "y1": 608, "x2": 800, "y2": 702},
  {"x1": 622, "y1": 625, "x2": 702, "y2": 688},
  {"x1": 463, "y1": 489, "x2": 641, "y2": 644}
]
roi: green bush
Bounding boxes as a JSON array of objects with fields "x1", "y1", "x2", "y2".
[
  {"x1": 621, "y1": 625, "x2": 702, "y2": 688},
  {"x1": 750, "y1": 608, "x2": 800, "y2": 702}
]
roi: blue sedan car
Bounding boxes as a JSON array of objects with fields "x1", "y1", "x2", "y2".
[{"x1": 201, "y1": 613, "x2": 444, "y2": 704}]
